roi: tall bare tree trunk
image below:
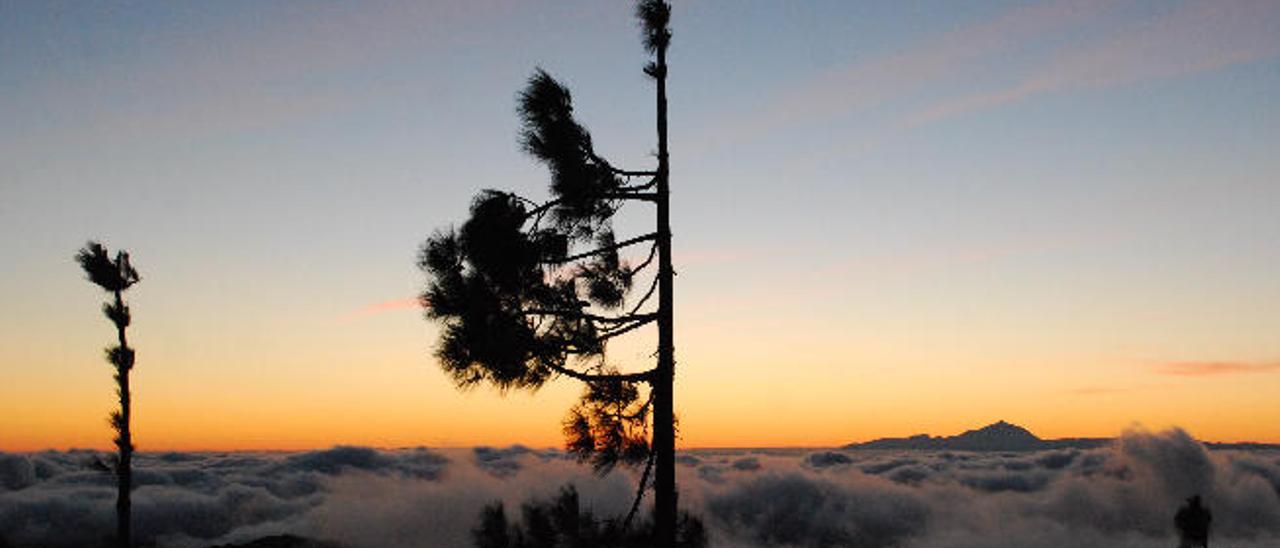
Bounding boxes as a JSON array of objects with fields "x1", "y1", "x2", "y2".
[
  {"x1": 113, "y1": 290, "x2": 132, "y2": 548},
  {"x1": 652, "y1": 38, "x2": 677, "y2": 548}
]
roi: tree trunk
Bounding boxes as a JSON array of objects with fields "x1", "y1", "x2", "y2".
[
  {"x1": 652, "y1": 40, "x2": 677, "y2": 548},
  {"x1": 114, "y1": 290, "x2": 132, "y2": 548}
]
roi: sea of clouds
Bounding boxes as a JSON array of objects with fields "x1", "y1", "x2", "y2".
[{"x1": 2, "y1": 428, "x2": 1279, "y2": 547}]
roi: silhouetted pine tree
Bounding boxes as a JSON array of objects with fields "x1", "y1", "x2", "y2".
[
  {"x1": 470, "y1": 486, "x2": 705, "y2": 548},
  {"x1": 419, "y1": 1, "x2": 683, "y2": 544},
  {"x1": 76, "y1": 241, "x2": 140, "y2": 548}
]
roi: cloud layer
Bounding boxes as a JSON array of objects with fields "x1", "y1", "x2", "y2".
[{"x1": 3, "y1": 429, "x2": 1279, "y2": 547}]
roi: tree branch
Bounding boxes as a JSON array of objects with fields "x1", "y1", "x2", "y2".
[
  {"x1": 609, "y1": 167, "x2": 658, "y2": 177},
  {"x1": 496, "y1": 190, "x2": 540, "y2": 209},
  {"x1": 628, "y1": 242, "x2": 659, "y2": 276},
  {"x1": 525, "y1": 310, "x2": 659, "y2": 324},
  {"x1": 521, "y1": 191, "x2": 655, "y2": 227},
  {"x1": 623, "y1": 441, "x2": 657, "y2": 532},
  {"x1": 546, "y1": 361, "x2": 656, "y2": 382},
  {"x1": 589, "y1": 151, "x2": 657, "y2": 178},
  {"x1": 548, "y1": 232, "x2": 658, "y2": 264},
  {"x1": 523, "y1": 198, "x2": 560, "y2": 222},
  {"x1": 627, "y1": 274, "x2": 660, "y2": 316},
  {"x1": 600, "y1": 191, "x2": 658, "y2": 202},
  {"x1": 623, "y1": 390, "x2": 655, "y2": 421},
  {"x1": 619, "y1": 177, "x2": 658, "y2": 192},
  {"x1": 598, "y1": 314, "x2": 657, "y2": 341}
]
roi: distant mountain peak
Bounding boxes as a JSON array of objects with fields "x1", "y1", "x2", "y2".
[
  {"x1": 846, "y1": 420, "x2": 1104, "y2": 452},
  {"x1": 964, "y1": 420, "x2": 1039, "y2": 439},
  {"x1": 845, "y1": 421, "x2": 1278, "y2": 452},
  {"x1": 948, "y1": 420, "x2": 1040, "y2": 450}
]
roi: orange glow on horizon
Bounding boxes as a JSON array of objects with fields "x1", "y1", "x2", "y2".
[
  {"x1": 5, "y1": 292, "x2": 1278, "y2": 453},
  {"x1": 5, "y1": 356, "x2": 1278, "y2": 453}
]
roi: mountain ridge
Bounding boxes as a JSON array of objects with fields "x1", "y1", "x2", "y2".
[{"x1": 847, "y1": 421, "x2": 1139, "y2": 452}]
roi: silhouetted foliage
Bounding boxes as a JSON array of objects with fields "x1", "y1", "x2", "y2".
[
  {"x1": 636, "y1": 0, "x2": 671, "y2": 54},
  {"x1": 421, "y1": 3, "x2": 683, "y2": 543},
  {"x1": 564, "y1": 376, "x2": 652, "y2": 474},
  {"x1": 420, "y1": 189, "x2": 638, "y2": 393},
  {"x1": 76, "y1": 240, "x2": 140, "y2": 548},
  {"x1": 470, "y1": 486, "x2": 705, "y2": 548}
]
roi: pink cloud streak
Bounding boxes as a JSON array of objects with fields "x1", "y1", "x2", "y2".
[{"x1": 1157, "y1": 361, "x2": 1280, "y2": 377}]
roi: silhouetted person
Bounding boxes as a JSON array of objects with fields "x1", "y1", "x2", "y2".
[{"x1": 1175, "y1": 494, "x2": 1211, "y2": 548}]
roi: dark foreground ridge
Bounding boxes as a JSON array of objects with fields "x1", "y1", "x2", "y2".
[
  {"x1": 207, "y1": 535, "x2": 346, "y2": 548},
  {"x1": 845, "y1": 420, "x2": 1280, "y2": 452}
]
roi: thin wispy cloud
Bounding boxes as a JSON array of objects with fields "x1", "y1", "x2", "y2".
[
  {"x1": 689, "y1": 0, "x2": 1118, "y2": 153},
  {"x1": 904, "y1": 0, "x2": 1280, "y2": 128},
  {"x1": 1157, "y1": 361, "x2": 1280, "y2": 377},
  {"x1": 692, "y1": 0, "x2": 1280, "y2": 153}
]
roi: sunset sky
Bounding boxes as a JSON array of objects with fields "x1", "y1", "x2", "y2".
[{"x1": 2, "y1": 0, "x2": 1279, "y2": 451}]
